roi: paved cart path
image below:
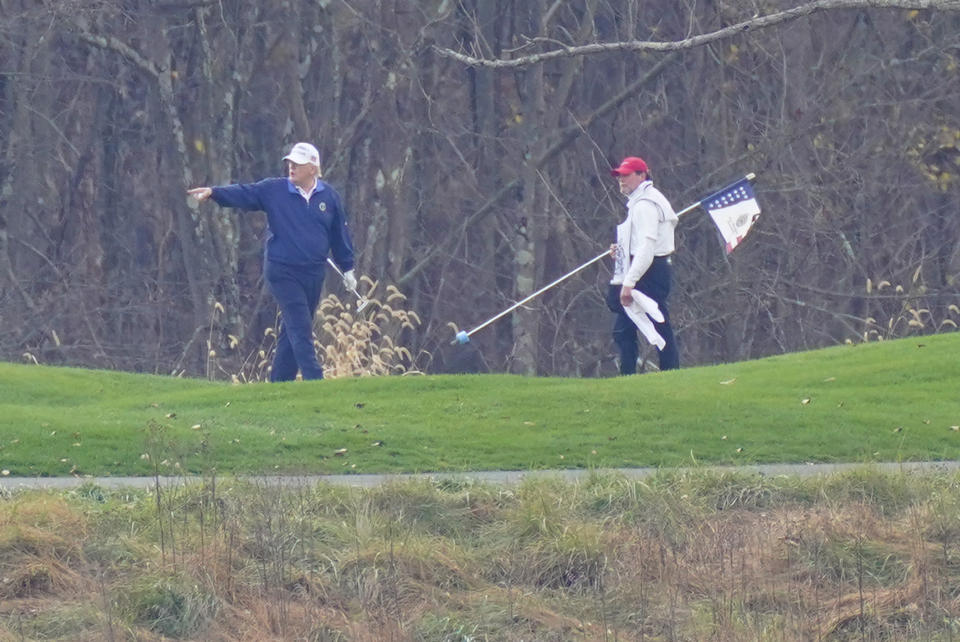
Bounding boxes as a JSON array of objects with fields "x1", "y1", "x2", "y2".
[{"x1": 2, "y1": 461, "x2": 958, "y2": 491}]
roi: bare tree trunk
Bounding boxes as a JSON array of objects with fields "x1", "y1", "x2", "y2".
[
  {"x1": 0, "y1": 11, "x2": 43, "y2": 324},
  {"x1": 2, "y1": 0, "x2": 957, "y2": 375},
  {"x1": 188, "y1": 4, "x2": 255, "y2": 355},
  {"x1": 360, "y1": 0, "x2": 416, "y2": 285},
  {"x1": 76, "y1": 20, "x2": 217, "y2": 372},
  {"x1": 510, "y1": 0, "x2": 546, "y2": 375}
]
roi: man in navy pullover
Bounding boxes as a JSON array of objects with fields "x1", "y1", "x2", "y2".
[{"x1": 188, "y1": 142, "x2": 355, "y2": 382}]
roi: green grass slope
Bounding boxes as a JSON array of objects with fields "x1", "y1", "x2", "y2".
[{"x1": 1, "y1": 333, "x2": 958, "y2": 477}]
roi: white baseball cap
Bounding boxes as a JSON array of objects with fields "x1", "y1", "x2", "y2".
[{"x1": 283, "y1": 142, "x2": 321, "y2": 168}]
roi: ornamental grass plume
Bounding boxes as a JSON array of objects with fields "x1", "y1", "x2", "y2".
[
  {"x1": 857, "y1": 270, "x2": 960, "y2": 343},
  {"x1": 316, "y1": 279, "x2": 421, "y2": 378},
  {"x1": 213, "y1": 277, "x2": 422, "y2": 382}
]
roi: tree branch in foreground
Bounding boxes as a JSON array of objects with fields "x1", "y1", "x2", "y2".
[{"x1": 433, "y1": 0, "x2": 960, "y2": 68}]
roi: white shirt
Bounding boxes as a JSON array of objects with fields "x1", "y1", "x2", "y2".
[
  {"x1": 293, "y1": 178, "x2": 319, "y2": 202},
  {"x1": 610, "y1": 180, "x2": 678, "y2": 287}
]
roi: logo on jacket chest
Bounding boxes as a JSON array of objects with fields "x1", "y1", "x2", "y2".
[{"x1": 310, "y1": 199, "x2": 333, "y2": 228}]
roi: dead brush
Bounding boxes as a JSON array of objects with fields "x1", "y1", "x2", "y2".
[
  {"x1": 0, "y1": 494, "x2": 87, "y2": 561},
  {"x1": 336, "y1": 539, "x2": 472, "y2": 613},
  {"x1": 230, "y1": 315, "x2": 280, "y2": 383},
  {"x1": 858, "y1": 269, "x2": 960, "y2": 343},
  {"x1": 208, "y1": 277, "x2": 423, "y2": 382},
  {"x1": 201, "y1": 299, "x2": 271, "y2": 383},
  {"x1": 6, "y1": 473, "x2": 960, "y2": 640},
  {"x1": 0, "y1": 558, "x2": 86, "y2": 601},
  {"x1": 316, "y1": 280, "x2": 422, "y2": 378}
]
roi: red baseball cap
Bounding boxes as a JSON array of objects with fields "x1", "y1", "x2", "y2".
[{"x1": 610, "y1": 156, "x2": 649, "y2": 176}]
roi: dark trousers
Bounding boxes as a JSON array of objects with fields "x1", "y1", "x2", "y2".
[
  {"x1": 265, "y1": 261, "x2": 325, "y2": 382},
  {"x1": 607, "y1": 256, "x2": 679, "y2": 374}
]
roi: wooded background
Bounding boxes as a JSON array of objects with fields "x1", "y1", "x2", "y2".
[{"x1": 1, "y1": 0, "x2": 958, "y2": 378}]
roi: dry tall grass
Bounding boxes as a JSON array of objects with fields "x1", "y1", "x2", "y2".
[
  {"x1": 2, "y1": 470, "x2": 960, "y2": 640},
  {"x1": 207, "y1": 276, "x2": 422, "y2": 382},
  {"x1": 859, "y1": 272, "x2": 960, "y2": 343},
  {"x1": 317, "y1": 282, "x2": 421, "y2": 378}
]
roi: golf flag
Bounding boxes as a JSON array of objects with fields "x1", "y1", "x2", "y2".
[{"x1": 703, "y1": 178, "x2": 761, "y2": 254}]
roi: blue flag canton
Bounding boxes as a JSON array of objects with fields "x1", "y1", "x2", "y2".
[{"x1": 705, "y1": 180, "x2": 756, "y2": 211}]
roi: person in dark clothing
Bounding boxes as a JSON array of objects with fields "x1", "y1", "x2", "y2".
[
  {"x1": 188, "y1": 142, "x2": 356, "y2": 381},
  {"x1": 607, "y1": 156, "x2": 680, "y2": 374}
]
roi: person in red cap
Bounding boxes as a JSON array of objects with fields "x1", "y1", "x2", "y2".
[
  {"x1": 188, "y1": 142, "x2": 357, "y2": 382},
  {"x1": 606, "y1": 156, "x2": 680, "y2": 373}
]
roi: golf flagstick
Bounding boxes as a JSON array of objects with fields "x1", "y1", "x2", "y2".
[
  {"x1": 451, "y1": 172, "x2": 758, "y2": 345},
  {"x1": 451, "y1": 251, "x2": 610, "y2": 345},
  {"x1": 326, "y1": 258, "x2": 370, "y2": 312}
]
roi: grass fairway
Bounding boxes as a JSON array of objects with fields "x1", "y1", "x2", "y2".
[
  {"x1": 1, "y1": 333, "x2": 958, "y2": 477},
  {"x1": 2, "y1": 335, "x2": 960, "y2": 641}
]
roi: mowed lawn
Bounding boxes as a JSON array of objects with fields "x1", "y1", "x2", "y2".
[{"x1": 0, "y1": 333, "x2": 958, "y2": 477}]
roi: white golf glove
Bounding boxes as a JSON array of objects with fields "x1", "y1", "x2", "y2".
[{"x1": 342, "y1": 269, "x2": 357, "y2": 292}]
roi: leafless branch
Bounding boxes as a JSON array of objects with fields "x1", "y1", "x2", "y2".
[
  {"x1": 433, "y1": 0, "x2": 960, "y2": 68},
  {"x1": 75, "y1": 30, "x2": 160, "y2": 77},
  {"x1": 397, "y1": 52, "x2": 679, "y2": 286}
]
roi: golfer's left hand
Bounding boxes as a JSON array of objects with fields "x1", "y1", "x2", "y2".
[
  {"x1": 620, "y1": 285, "x2": 634, "y2": 306},
  {"x1": 343, "y1": 269, "x2": 357, "y2": 291}
]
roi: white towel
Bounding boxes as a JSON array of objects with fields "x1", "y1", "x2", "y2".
[{"x1": 624, "y1": 290, "x2": 666, "y2": 350}]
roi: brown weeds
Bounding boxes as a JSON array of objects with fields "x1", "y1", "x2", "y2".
[
  {"x1": 317, "y1": 283, "x2": 422, "y2": 379},
  {"x1": 2, "y1": 472, "x2": 960, "y2": 640},
  {"x1": 859, "y1": 273, "x2": 960, "y2": 343},
  {"x1": 207, "y1": 278, "x2": 423, "y2": 382}
]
